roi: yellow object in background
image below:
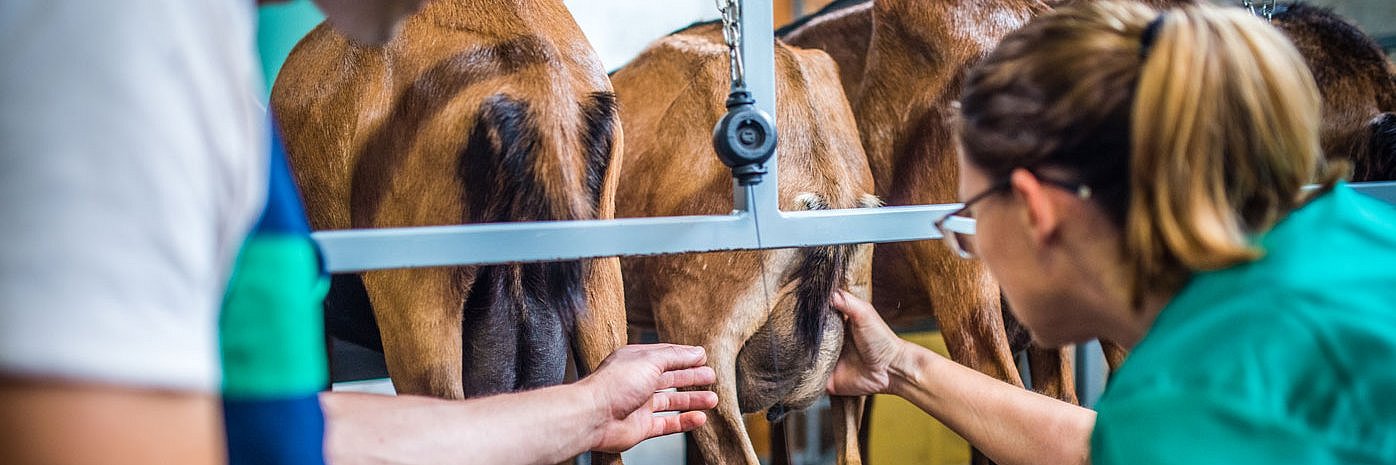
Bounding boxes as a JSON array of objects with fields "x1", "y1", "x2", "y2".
[
  {"x1": 746, "y1": 412, "x2": 773, "y2": 458},
  {"x1": 741, "y1": 331, "x2": 970, "y2": 465},
  {"x1": 867, "y1": 331, "x2": 971, "y2": 465}
]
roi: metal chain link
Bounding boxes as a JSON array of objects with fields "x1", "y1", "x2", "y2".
[
  {"x1": 1242, "y1": 0, "x2": 1278, "y2": 21},
  {"x1": 716, "y1": 0, "x2": 746, "y2": 91}
]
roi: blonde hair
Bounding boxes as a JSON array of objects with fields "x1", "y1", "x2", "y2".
[{"x1": 957, "y1": 1, "x2": 1342, "y2": 305}]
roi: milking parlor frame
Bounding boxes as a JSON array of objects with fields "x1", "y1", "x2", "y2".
[{"x1": 310, "y1": 0, "x2": 1396, "y2": 403}]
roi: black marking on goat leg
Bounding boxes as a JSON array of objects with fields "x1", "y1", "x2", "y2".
[
  {"x1": 352, "y1": 36, "x2": 552, "y2": 226},
  {"x1": 458, "y1": 94, "x2": 592, "y2": 392},
  {"x1": 792, "y1": 197, "x2": 851, "y2": 357},
  {"x1": 580, "y1": 92, "x2": 617, "y2": 210}
]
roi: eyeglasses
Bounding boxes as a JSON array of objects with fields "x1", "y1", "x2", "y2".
[{"x1": 934, "y1": 175, "x2": 1093, "y2": 260}]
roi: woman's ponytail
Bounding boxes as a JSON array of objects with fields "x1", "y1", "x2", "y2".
[{"x1": 1125, "y1": 5, "x2": 1326, "y2": 302}]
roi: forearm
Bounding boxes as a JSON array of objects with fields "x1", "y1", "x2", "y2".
[
  {"x1": 0, "y1": 379, "x2": 222, "y2": 465},
  {"x1": 888, "y1": 343, "x2": 1094, "y2": 465},
  {"x1": 321, "y1": 384, "x2": 602, "y2": 465}
]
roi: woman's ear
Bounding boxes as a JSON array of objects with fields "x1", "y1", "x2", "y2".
[{"x1": 1010, "y1": 168, "x2": 1061, "y2": 246}]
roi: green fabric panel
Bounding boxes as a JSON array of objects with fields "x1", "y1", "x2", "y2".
[
  {"x1": 1093, "y1": 391, "x2": 1356, "y2": 465},
  {"x1": 220, "y1": 235, "x2": 329, "y2": 397},
  {"x1": 1092, "y1": 184, "x2": 1396, "y2": 463},
  {"x1": 257, "y1": 0, "x2": 325, "y2": 96}
]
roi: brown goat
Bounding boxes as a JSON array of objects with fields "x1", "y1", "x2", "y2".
[
  {"x1": 858, "y1": 0, "x2": 1077, "y2": 412},
  {"x1": 781, "y1": 0, "x2": 1396, "y2": 412},
  {"x1": 777, "y1": 0, "x2": 875, "y2": 103},
  {"x1": 783, "y1": 0, "x2": 1086, "y2": 416},
  {"x1": 611, "y1": 22, "x2": 878, "y2": 465},
  {"x1": 271, "y1": 1, "x2": 627, "y2": 462},
  {"x1": 787, "y1": 1, "x2": 1396, "y2": 180},
  {"x1": 1272, "y1": 3, "x2": 1396, "y2": 181}
]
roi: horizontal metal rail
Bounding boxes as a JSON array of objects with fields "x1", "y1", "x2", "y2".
[
  {"x1": 315, "y1": 204, "x2": 957, "y2": 273},
  {"x1": 1355, "y1": 181, "x2": 1396, "y2": 204},
  {"x1": 314, "y1": 182, "x2": 1396, "y2": 273}
]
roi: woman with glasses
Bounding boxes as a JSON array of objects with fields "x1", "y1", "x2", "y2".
[{"x1": 827, "y1": 2, "x2": 1396, "y2": 464}]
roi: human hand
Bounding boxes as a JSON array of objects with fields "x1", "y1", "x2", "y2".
[
  {"x1": 827, "y1": 291, "x2": 907, "y2": 396},
  {"x1": 580, "y1": 344, "x2": 719, "y2": 453}
]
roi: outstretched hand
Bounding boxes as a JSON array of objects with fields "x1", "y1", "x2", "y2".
[
  {"x1": 581, "y1": 344, "x2": 719, "y2": 453},
  {"x1": 827, "y1": 291, "x2": 908, "y2": 397}
]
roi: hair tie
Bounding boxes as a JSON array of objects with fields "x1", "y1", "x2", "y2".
[{"x1": 1140, "y1": 15, "x2": 1165, "y2": 59}]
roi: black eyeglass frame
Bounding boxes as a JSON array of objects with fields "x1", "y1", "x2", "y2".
[{"x1": 933, "y1": 172, "x2": 1093, "y2": 259}]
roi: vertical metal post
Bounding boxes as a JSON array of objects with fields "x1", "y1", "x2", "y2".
[
  {"x1": 737, "y1": 0, "x2": 781, "y2": 220},
  {"x1": 1075, "y1": 339, "x2": 1107, "y2": 408},
  {"x1": 1015, "y1": 350, "x2": 1033, "y2": 391},
  {"x1": 803, "y1": 396, "x2": 826, "y2": 464}
]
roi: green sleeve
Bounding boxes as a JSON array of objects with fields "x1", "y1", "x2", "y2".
[
  {"x1": 220, "y1": 235, "x2": 329, "y2": 397},
  {"x1": 1092, "y1": 391, "x2": 1337, "y2": 465}
]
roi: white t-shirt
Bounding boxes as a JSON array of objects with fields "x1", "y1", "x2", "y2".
[{"x1": 0, "y1": 0, "x2": 268, "y2": 392}]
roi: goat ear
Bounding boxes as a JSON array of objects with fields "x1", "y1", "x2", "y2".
[{"x1": 1359, "y1": 113, "x2": 1396, "y2": 182}]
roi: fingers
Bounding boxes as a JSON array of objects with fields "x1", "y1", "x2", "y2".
[
  {"x1": 648, "y1": 411, "x2": 708, "y2": 438},
  {"x1": 825, "y1": 359, "x2": 881, "y2": 397},
  {"x1": 827, "y1": 372, "x2": 844, "y2": 396},
  {"x1": 650, "y1": 390, "x2": 719, "y2": 413},
  {"x1": 629, "y1": 344, "x2": 708, "y2": 373},
  {"x1": 832, "y1": 289, "x2": 848, "y2": 309},
  {"x1": 831, "y1": 291, "x2": 881, "y2": 326},
  {"x1": 657, "y1": 366, "x2": 716, "y2": 390}
]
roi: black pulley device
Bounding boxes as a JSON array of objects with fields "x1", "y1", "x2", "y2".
[{"x1": 712, "y1": 89, "x2": 777, "y2": 185}]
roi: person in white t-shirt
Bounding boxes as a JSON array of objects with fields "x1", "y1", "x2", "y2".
[{"x1": 0, "y1": 2, "x2": 716, "y2": 464}]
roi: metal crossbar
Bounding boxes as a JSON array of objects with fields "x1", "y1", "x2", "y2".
[
  {"x1": 314, "y1": 204, "x2": 960, "y2": 272},
  {"x1": 314, "y1": 178, "x2": 1396, "y2": 273}
]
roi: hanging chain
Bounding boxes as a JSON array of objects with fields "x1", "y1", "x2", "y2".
[
  {"x1": 1242, "y1": 0, "x2": 1278, "y2": 21},
  {"x1": 716, "y1": 0, "x2": 746, "y2": 91},
  {"x1": 716, "y1": 1, "x2": 780, "y2": 427}
]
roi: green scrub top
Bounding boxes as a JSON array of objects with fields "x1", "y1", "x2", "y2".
[
  {"x1": 258, "y1": 0, "x2": 324, "y2": 96},
  {"x1": 1092, "y1": 183, "x2": 1396, "y2": 464}
]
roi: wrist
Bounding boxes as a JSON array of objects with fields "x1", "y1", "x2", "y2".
[
  {"x1": 886, "y1": 340, "x2": 932, "y2": 397},
  {"x1": 575, "y1": 378, "x2": 609, "y2": 451}
]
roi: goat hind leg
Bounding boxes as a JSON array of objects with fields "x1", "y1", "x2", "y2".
[
  {"x1": 832, "y1": 395, "x2": 866, "y2": 465},
  {"x1": 575, "y1": 258, "x2": 628, "y2": 465},
  {"x1": 689, "y1": 351, "x2": 761, "y2": 465},
  {"x1": 363, "y1": 267, "x2": 468, "y2": 399}
]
